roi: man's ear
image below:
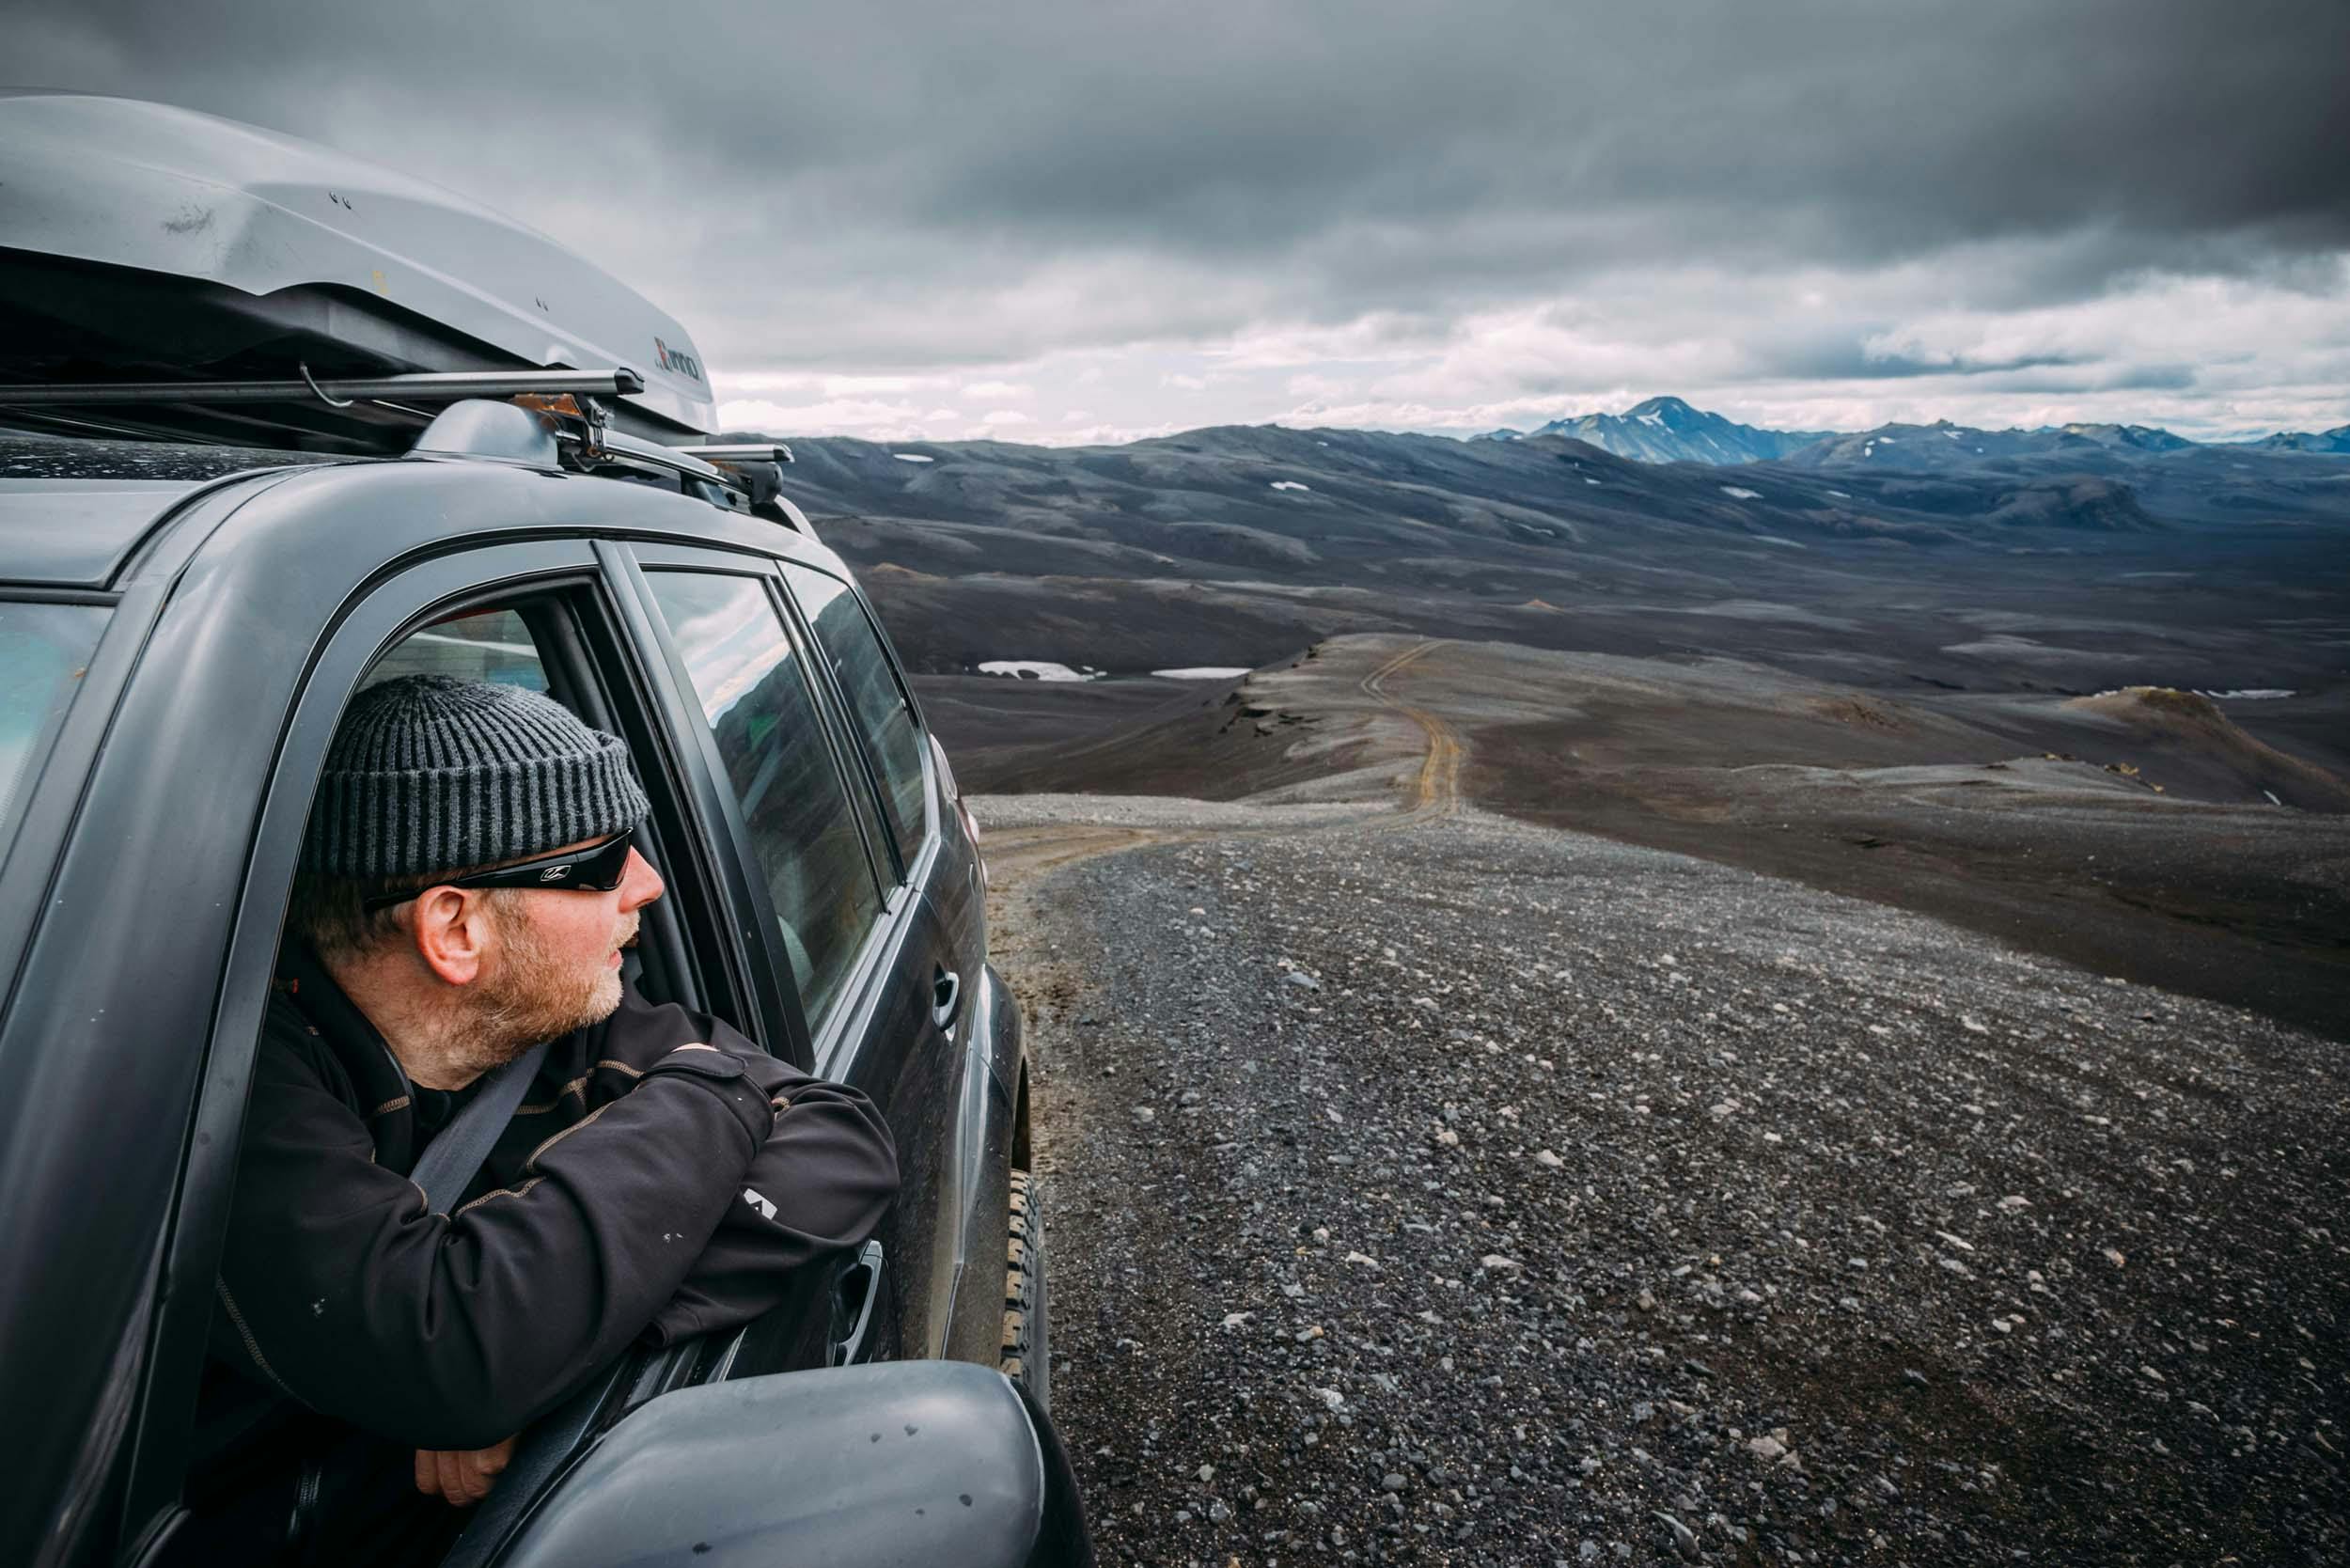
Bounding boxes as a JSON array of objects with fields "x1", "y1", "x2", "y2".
[{"x1": 408, "y1": 886, "x2": 494, "y2": 986}]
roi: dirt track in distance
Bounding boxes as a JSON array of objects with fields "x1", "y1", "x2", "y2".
[
  {"x1": 1361, "y1": 640, "x2": 1465, "y2": 822},
  {"x1": 966, "y1": 634, "x2": 2350, "y2": 1041}
]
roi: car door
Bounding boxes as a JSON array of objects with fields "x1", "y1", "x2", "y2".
[
  {"x1": 773, "y1": 559, "x2": 999, "y2": 1363},
  {"x1": 118, "y1": 536, "x2": 786, "y2": 1566},
  {"x1": 613, "y1": 542, "x2": 964, "y2": 1369}
]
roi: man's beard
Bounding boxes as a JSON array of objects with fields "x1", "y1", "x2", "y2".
[{"x1": 443, "y1": 907, "x2": 634, "y2": 1078}]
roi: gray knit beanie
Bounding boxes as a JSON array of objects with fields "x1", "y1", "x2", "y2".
[{"x1": 304, "y1": 674, "x2": 650, "y2": 880}]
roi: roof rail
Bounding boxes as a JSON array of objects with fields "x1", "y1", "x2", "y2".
[
  {"x1": 0, "y1": 368, "x2": 644, "y2": 408},
  {"x1": 578, "y1": 429, "x2": 728, "y2": 485},
  {"x1": 690, "y1": 442, "x2": 795, "y2": 464}
]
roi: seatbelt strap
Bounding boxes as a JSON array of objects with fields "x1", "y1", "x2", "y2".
[{"x1": 408, "y1": 1039, "x2": 553, "y2": 1214}]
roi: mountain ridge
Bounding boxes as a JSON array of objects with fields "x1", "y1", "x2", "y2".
[{"x1": 1463, "y1": 399, "x2": 2346, "y2": 467}]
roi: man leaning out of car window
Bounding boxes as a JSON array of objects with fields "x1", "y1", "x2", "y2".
[{"x1": 199, "y1": 674, "x2": 899, "y2": 1566}]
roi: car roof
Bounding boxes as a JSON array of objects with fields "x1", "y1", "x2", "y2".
[
  {"x1": 2, "y1": 429, "x2": 844, "y2": 597},
  {"x1": 0, "y1": 479, "x2": 208, "y2": 588},
  {"x1": 0, "y1": 431, "x2": 348, "y2": 588}
]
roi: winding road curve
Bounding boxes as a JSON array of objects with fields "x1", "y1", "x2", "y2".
[{"x1": 1359, "y1": 638, "x2": 1464, "y2": 821}]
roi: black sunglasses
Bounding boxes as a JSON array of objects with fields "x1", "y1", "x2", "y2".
[{"x1": 362, "y1": 831, "x2": 636, "y2": 912}]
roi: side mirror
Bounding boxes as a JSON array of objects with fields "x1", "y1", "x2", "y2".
[{"x1": 494, "y1": 1361, "x2": 1092, "y2": 1568}]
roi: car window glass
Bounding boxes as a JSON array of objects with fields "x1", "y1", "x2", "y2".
[
  {"x1": 0, "y1": 599, "x2": 108, "y2": 855},
  {"x1": 645, "y1": 572, "x2": 884, "y2": 1026},
  {"x1": 779, "y1": 562, "x2": 927, "y2": 872},
  {"x1": 360, "y1": 608, "x2": 547, "y2": 692}
]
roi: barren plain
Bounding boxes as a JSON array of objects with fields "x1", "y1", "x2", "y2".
[
  {"x1": 806, "y1": 425, "x2": 2349, "y2": 1562},
  {"x1": 974, "y1": 640, "x2": 2347, "y2": 1566}
]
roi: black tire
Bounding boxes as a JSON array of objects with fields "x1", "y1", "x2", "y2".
[{"x1": 1001, "y1": 1168, "x2": 1048, "y2": 1410}]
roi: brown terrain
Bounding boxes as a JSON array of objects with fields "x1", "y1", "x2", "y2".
[{"x1": 932, "y1": 635, "x2": 2350, "y2": 1042}]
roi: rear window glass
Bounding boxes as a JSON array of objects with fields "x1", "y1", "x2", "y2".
[
  {"x1": 645, "y1": 572, "x2": 885, "y2": 1028},
  {"x1": 0, "y1": 601, "x2": 108, "y2": 850},
  {"x1": 780, "y1": 562, "x2": 928, "y2": 872}
]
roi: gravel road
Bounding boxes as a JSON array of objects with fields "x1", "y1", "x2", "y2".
[{"x1": 977, "y1": 794, "x2": 2348, "y2": 1566}]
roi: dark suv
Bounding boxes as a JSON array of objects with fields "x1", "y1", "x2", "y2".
[{"x1": 0, "y1": 410, "x2": 1084, "y2": 1567}]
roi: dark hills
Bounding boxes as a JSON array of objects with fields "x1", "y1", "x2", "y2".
[
  {"x1": 752, "y1": 419, "x2": 2350, "y2": 717},
  {"x1": 1778, "y1": 419, "x2": 2214, "y2": 473},
  {"x1": 2247, "y1": 423, "x2": 2350, "y2": 455}
]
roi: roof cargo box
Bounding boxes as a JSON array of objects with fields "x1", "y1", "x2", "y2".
[{"x1": 0, "y1": 92, "x2": 716, "y2": 448}]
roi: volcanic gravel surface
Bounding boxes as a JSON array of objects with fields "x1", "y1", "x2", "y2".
[{"x1": 980, "y1": 798, "x2": 2349, "y2": 1566}]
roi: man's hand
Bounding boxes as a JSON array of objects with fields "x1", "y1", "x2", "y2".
[{"x1": 415, "y1": 1435, "x2": 516, "y2": 1506}]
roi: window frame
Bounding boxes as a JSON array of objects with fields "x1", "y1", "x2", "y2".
[
  {"x1": 773, "y1": 558, "x2": 938, "y2": 886},
  {"x1": 612, "y1": 541, "x2": 920, "y2": 1066},
  {"x1": 119, "y1": 543, "x2": 760, "y2": 1547}
]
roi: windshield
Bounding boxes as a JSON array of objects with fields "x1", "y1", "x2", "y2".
[{"x1": 0, "y1": 601, "x2": 108, "y2": 857}]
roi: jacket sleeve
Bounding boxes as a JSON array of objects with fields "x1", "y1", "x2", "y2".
[
  {"x1": 643, "y1": 1024, "x2": 901, "y2": 1345},
  {"x1": 210, "y1": 1033, "x2": 773, "y2": 1450}
]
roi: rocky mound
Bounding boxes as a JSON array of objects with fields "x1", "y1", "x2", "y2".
[{"x1": 2064, "y1": 687, "x2": 2350, "y2": 812}]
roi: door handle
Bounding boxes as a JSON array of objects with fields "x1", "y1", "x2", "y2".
[
  {"x1": 932, "y1": 965, "x2": 963, "y2": 1028},
  {"x1": 829, "y1": 1239, "x2": 885, "y2": 1367}
]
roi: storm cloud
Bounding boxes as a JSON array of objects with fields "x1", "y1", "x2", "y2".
[{"x1": 10, "y1": 0, "x2": 2347, "y2": 440}]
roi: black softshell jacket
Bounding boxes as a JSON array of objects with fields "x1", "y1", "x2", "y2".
[{"x1": 209, "y1": 949, "x2": 900, "y2": 1450}]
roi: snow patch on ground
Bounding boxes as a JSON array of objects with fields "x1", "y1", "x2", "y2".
[
  {"x1": 1636, "y1": 411, "x2": 1665, "y2": 428},
  {"x1": 2096, "y1": 686, "x2": 2297, "y2": 702},
  {"x1": 1719, "y1": 485, "x2": 1762, "y2": 500},
  {"x1": 978, "y1": 660, "x2": 1099, "y2": 682},
  {"x1": 1827, "y1": 490, "x2": 1852, "y2": 498},
  {"x1": 1269, "y1": 480, "x2": 1311, "y2": 493},
  {"x1": 1152, "y1": 666, "x2": 1254, "y2": 680},
  {"x1": 892, "y1": 452, "x2": 935, "y2": 463}
]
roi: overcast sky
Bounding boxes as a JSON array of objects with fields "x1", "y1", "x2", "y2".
[{"x1": 14, "y1": 0, "x2": 2349, "y2": 444}]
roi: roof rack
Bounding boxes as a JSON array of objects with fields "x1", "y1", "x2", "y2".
[
  {"x1": 0, "y1": 368, "x2": 645, "y2": 408},
  {"x1": 406, "y1": 398, "x2": 813, "y2": 533},
  {"x1": 0, "y1": 367, "x2": 816, "y2": 535},
  {"x1": 583, "y1": 428, "x2": 727, "y2": 484}
]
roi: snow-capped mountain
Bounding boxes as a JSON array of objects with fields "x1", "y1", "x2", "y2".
[{"x1": 1478, "y1": 396, "x2": 1829, "y2": 464}]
